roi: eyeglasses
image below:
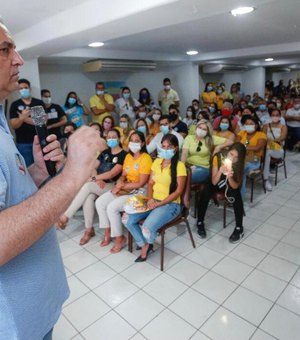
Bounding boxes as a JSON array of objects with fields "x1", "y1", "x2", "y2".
[{"x1": 196, "y1": 141, "x2": 203, "y2": 152}]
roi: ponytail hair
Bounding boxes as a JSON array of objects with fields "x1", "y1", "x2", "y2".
[{"x1": 161, "y1": 133, "x2": 179, "y2": 194}]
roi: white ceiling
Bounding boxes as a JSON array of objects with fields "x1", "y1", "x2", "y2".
[{"x1": 1, "y1": 0, "x2": 300, "y2": 69}]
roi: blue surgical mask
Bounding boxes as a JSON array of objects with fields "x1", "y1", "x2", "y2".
[
  {"x1": 259, "y1": 104, "x2": 266, "y2": 111},
  {"x1": 19, "y1": 88, "x2": 31, "y2": 99},
  {"x1": 106, "y1": 138, "x2": 119, "y2": 148},
  {"x1": 208, "y1": 106, "x2": 215, "y2": 113},
  {"x1": 160, "y1": 125, "x2": 169, "y2": 135},
  {"x1": 137, "y1": 126, "x2": 146, "y2": 134},
  {"x1": 68, "y1": 97, "x2": 76, "y2": 105},
  {"x1": 96, "y1": 90, "x2": 104, "y2": 95},
  {"x1": 123, "y1": 93, "x2": 130, "y2": 99},
  {"x1": 207, "y1": 86, "x2": 213, "y2": 92},
  {"x1": 217, "y1": 89, "x2": 223, "y2": 95},
  {"x1": 220, "y1": 123, "x2": 229, "y2": 130},
  {"x1": 159, "y1": 148, "x2": 175, "y2": 160}
]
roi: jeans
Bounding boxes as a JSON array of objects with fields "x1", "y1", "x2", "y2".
[
  {"x1": 198, "y1": 182, "x2": 244, "y2": 228},
  {"x1": 287, "y1": 126, "x2": 300, "y2": 150},
  {"x1": 43, "y1": 328, "x2": 53, "y2": 340},
  {"x1": 241, "y1": 160, "x2": 260, "y2": 198},
  {"x1": 16, "y1": 143, "x2": 34, "y2": 166},
  {"x1": 191, "y1": 166, "x2": 210, "y2": 184},
  {"x1": 125, "y1": 202, "x2": 181, "y2": 246}
]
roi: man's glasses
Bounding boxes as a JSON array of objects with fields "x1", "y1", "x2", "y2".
[{"x1": 197, "y1": 141, "x2": 202, "y2": 152}]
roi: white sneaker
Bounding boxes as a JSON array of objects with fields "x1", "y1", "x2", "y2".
[{"x1": 265, "y1": 180, "x2": 272, "y2": 191}]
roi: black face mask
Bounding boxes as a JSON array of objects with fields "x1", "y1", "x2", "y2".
[{"x1": 169, "y1": 113, "x2": 178, "y2": 122}]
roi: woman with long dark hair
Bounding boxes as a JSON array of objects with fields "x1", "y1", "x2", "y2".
[
  {"x1": 197, "y1": 142, "x2": 246, "y2": 242},
  {"x1": 63, "y1": 91, "x2": 89, "y2": 127},
  {"x1": 125, "y1": 134, "x2": 187, "y2": 262},
  {"x1": 115, "y1": 86, "x2": 141, "y2": 123}
]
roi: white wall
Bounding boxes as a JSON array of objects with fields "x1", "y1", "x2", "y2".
[
  {"x1": 271, "y1": 70, "x2": 300, "y2": 86},
  {"x1": 242, "y1": 67, "x2": 265, "y2": 97}
]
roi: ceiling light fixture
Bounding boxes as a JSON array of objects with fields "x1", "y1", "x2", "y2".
[
  {"x1": 186, "y1": 50, "x2": 198, "y2": 56},
  {"x1": 88, "y1": 42, "x2": 104, "y2": 48},
  {"x1": 265, "y1": 58, "x2": 274, "y2": 62},
  {"x1": 230, "y1": 6, "x2": 255, "y2": 16}
]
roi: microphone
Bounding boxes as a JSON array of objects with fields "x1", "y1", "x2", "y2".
[{"x1": 30, "y1": 105, "x2": 57, "y2": 177}]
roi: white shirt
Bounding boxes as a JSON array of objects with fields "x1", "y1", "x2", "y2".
[
  {"x1": 147, "y1": 129, "x2": 184, "y2": 154},
  {"x1": 286, "y1": 108, "x2": 300, "y2": 127},
  {"x1": 114, "y1": 97, "x2": 141, "y2": 121}
]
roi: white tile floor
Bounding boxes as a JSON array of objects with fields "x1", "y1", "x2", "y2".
[{"x1": 53, "y1": 151, "x2": 300, "y2": 340}]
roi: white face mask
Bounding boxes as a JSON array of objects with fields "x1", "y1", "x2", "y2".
[
  {"x1": 164, "y1": 85, "x2": 171, "y2": 90},
  {"x1": 42, "y1": 97, "x2": 51, "y2": 105},
  {"x1": 187, "y1": 111, "x2": 193, "y2": 117},
  {"x1": 152, "y1": 114, "x2": 160, "y2": 121},
  {"x1": 120, "y1": 122, "x2": 128, "y2": 129},
  {"x1": 244, "y1": 125, "x2": 255, "y2": 134},
  {"x1": 196, "y1": 128, "x2": 207, "y2": 138},
  {"x1": 139, "y1": 111, "x2": 147, "y2": 118},
  {"x1": 128, "y1": 142, "x2": 141, "y2": 153}
]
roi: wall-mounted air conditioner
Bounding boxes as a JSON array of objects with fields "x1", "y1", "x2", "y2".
[
  {"x1": 202, "y1": 64, "x2": 249, "y2": 73},
  {"x1": 82, "y1": 59, "x2": 157, "y2": 72}
]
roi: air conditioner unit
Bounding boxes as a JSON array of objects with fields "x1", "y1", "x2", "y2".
[
  {"x1": 202, "y1": 64, "x2": 249, "y2": 73},
  {"x1": 272, "y1": 67, "x2": 291, "y2": 73},
  {"x1": 82, "y1": 59, "x2": 157, "y2": 72}
]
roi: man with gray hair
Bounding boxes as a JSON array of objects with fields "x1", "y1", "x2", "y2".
[{"x1": 0, "y1": 22, "x2": 101, "y2": 340}]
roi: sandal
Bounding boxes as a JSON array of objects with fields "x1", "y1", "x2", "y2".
[
  {"x1": 100, "y1": 237, "x2": 111, "y2": 247},
  {"x1": 79, "y1": 228, "x2": 95, "y2": 245},
  {"x1": 56, "y1": 215, "x2": 69, "y2": 230},
  {"x1": 110, "y1": 236, "x2": 127, "y2": 254}
]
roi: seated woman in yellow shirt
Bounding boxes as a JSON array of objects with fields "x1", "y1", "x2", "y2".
[
  {"x1": 213, "y1": 116, "x2": 236, "y2": 143},
  {"x1": 125, "y1": 134, "x2": 187, "y2": 262},
  {"x1": 95, "y1": 131, "x2": 152, "y2": 253},
  {"x1": 237, "y1": 115, "x2": 267, "y2": 197},
  {"x1": 181, "y1": 119, "x2": 233, "y2": 184}
]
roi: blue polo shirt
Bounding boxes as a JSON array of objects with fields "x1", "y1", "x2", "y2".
[{"x1": 0, "y1": 106, "x2": 69, "y2": 340}]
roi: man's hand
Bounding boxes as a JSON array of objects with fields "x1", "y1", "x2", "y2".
[
  {"x1": 32, "y1": 134, "x2": 65, "y2": 179},
  {"x1": 62, "y1": 126, "x2": 102, "y2": 188}
]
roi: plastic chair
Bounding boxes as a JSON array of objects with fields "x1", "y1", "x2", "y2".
[
  {"x1": 128, "y1": 167, "x2": 196, "y2": 271},
  {"x1": 270, "y1": 144, "x2": 287, "y2": 186}
]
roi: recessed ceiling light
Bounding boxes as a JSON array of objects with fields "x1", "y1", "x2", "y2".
[
  {"x1": 265, "y1": 58, "x2": 274, "y2": 62},
  {"x1": 186, "y1": 50, "x2": 198, "y2": 56},
  {"x1": 230, "y1": 6, "x2": 255, "y2": 16},
  {"x1": 88, "y1": 42, "x2": 104, "y2": 47}
]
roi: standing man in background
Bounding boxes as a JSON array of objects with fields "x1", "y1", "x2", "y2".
[
  {"x1": 89, "y1": 81, "x2": 115, "y2": 123},
  {"x1": 41, "y1": 88, "x2": 67, "y2": 139},
  {"x1": 158, "y1": 77, "x2": 180, "y2": 115},
  {"x1": 9, "y1": 78, "x2": 44, "y2": 166},
  {"x1": 0, "y1": 21, "x2": 101, "y2": 340}
]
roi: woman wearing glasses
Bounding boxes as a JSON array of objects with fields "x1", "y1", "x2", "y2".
[{"x1": 181, "y1": 119, "x2": 233, "y2": 184}]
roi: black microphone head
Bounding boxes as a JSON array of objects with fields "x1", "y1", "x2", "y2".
[{"x1": 31, "y1": 105, "x2": 47, "y2": 126}]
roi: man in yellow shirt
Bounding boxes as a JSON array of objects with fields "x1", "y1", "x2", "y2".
[
  {"x1": 158, "y1": 78, "x2": 180, "y2": 115},
  {"x1": 89, "y1": 82, "x2": 115, "y2": 123}
]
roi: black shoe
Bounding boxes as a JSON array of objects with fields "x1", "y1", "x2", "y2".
[
  {"x1": 229, "y1": 227, "x2": 244, "y2": 243},
  {"x1": 136, "y1": 245, "x2": 142, "y2": 250},
  {"x1": 135, "y1": 244, "x2": 154, "y2": 262},
  {"x1": 197, "y1": 221, "x2": 206, "y2": 239}
]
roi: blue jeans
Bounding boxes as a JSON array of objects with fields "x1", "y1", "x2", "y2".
[
  {"x1": 16, "y1": 143, "x2": 34, "y2": 166},
  {"x1": 191, "y1": 166, "x2": 209, "y2": 184},
  {"x1": 125, "y1": 202, "x2": 181, "y2": 246},
  {"x1": 43, "y1": 328, "x2": 53, "y2": 340},
  {"x1": 241, "y1": 160, "x2": 261, "y2": 198}
]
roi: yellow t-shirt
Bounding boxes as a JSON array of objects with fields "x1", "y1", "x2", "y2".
[
  {"x1": 151, "y1": 158, "x2": 187, "y2": 203},
  {"x1": 238, "y1": 130, "x2": 267, "y2": 161},
  {"x1": 89, "y1": 94, "x2": 114, "y2": 123},
  {"x1": 183, "y1": 135, "x2": 226, "y2": 168},
  {"x1": 123, "y1": 153, "x2": 152, "y2": 183},
  {"x1": 158, "y1": 88, "x2": 180, "y2": 115},
  {"x1": 201, "y1": 91, "x2": 216, "y2": 105},
  {"x1": 214, "y1": 130, "x2": 235, "y2": 141},
  {"x1": 188, "y1": 124, "x2": 196, "y2": 135}
]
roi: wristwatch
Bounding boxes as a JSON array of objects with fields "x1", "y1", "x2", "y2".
[{"x1": 91, "y1": 176, "x2": 96, "y2": 182}]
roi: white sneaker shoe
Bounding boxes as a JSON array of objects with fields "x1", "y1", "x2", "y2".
[{"x1": 265, "y1": 180, "x2": 272, "y2": 191}]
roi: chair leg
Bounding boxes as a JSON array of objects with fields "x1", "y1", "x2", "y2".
[
  {"x1": 223, "y1": 201, "x2": 227, "y2": 228},
  {"x1": 284, "y1": 161, "x2": 287, "y2": 179},
  {"x1": 160, "y1": 231, "x2": 165, "y2": 271},
  {"x1": 250, "y1": 179, "x2": 254, "y2": 203},
  {"x1": 194, "y1": 191, "x2": 198, "y2": 218},
  {"x1": 128, "y1": 232, "x2": 133, "y2": 252},
  {"x1": 262, "y1": 174, "x2": 266, "y2": 193},
  {"x1": 185, "y1": 219, "x2": 196, "y2": 248},
  {"x1": 275, "y1": 166, "x2": 278, "y2": 186}
]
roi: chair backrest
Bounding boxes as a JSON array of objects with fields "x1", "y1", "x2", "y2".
[{"x1": 181, "y1": 167, "x2": 192, "y2": 211}]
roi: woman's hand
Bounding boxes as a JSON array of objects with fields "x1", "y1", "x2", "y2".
[
  {"x1": 111, "y1": 186, "x2": 120, "y2": 195},
  {"x1": 147, "y1": 199, "x2": 161, "y2": 210},
  {"x1": 96, "y1": 179, "x2": 106, "y2": 189}
]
